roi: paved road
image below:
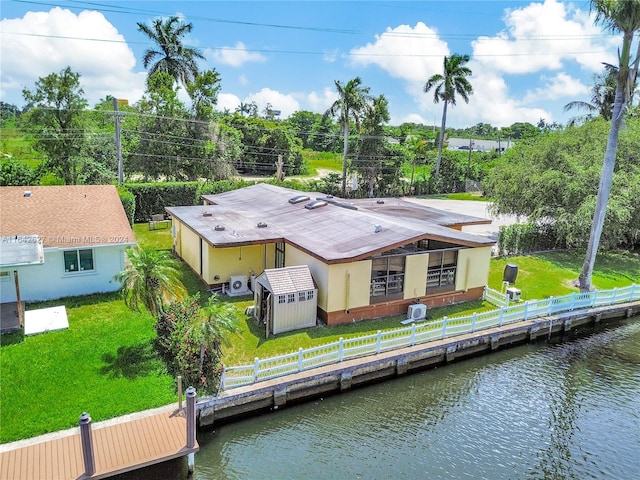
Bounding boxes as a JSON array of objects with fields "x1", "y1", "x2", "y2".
[{"x1": 402, "y1": 197, "x2": 523, "y2": 242}]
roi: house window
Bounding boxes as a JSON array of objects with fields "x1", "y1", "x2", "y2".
[
  {"x1": 427, "y1": 250, "x2": 458, "y2": 292},
  {"x1": 299, "y1": 291, "x2": 306, "y2": 302},
  {"x1": 278, "y1": 295, "x2": 286, "y2": 304},
  {"x1": 370, "y1": 255, "x2": 405, "y2": 301},
  {"x1": 0, "y1": 271, "x2": 10, "y2": 282},
  {"x1": 275, "y1": 242, "x2": 285, "y2": 269},
  {"x1": 64, "y1": 249, "x2": 94, "y2": 273},
  {"x1": 306, "y1": 290, "x2": 314, "y2": 300},
  {"x1": 287, "y1": 293, "x2": 295, "y2": 304}
]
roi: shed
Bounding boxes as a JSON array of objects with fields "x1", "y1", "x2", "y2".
[{"x1": 254, "y1": 265, "x2": 317, "y2": 336}]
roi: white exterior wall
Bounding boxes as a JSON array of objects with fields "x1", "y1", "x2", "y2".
[
  {"x1": 272, "y1": 291, "x2": 317, "y2": 335},
  {"x1": 0, "y1": 245, "x2": 127, "y2": 303}
]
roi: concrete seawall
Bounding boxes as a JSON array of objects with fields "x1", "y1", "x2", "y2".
[{"x1": 197, "y1": 301, "x2": 640, "y2": 428}]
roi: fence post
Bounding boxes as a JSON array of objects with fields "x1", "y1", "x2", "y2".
[
  {"x1": 570, "y1": 292, "x2": 576, "y2": 311},
  {"x1": 376, "y1": 330, "x2": 382, "y2": 354},
  {"x1": 79, "y1": 413, "x2": 95, "y2": 477},
  {"x1": 483, "y1": 286, "x2": 487, "y2": 301},
  {"x1": 471, "y1": 313, "x2": 477, "y2": 333},
  {"x1": 442, "y1": 317, "x2": 447, "y2": 339},
  {"x1": 499, "y1": 308, "x2": 504, "y2": 327},
  {"x1": 219, "y1": 368, "x2": 226, "y2": 392},
  {"x1": 612, "y1": 288, "x2": 617, "y2": 304},
  {"x1": 298, "y1": 347, "x2": 304, "y2": 371},
  {"x1": 186, "y1": 386, "x2": 197, "y2": 474},
  {"x1": 253, "y1": 357, "x2": 260, "y2": 382},
  {"x1": 592, "y1": 289, "x2": 598, "y2": 307},
  {"x1": 177, "y1": 375, "x2": 183, "y2": 411},
  {"x1": 548, "y1": 297, "x2": 554, "y2": 316},
  {"x1": 339, "y1": 338, "x2": 344, "y2": 362},
  {"x1": 631, "y1": 283, "x2": 637, "y2": 300},
  {"x1": 411, "y1": 323, "x2": 416, "y2": 346}
]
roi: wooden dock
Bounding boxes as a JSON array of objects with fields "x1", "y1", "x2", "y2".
[{"x1": 0, "y1": 403, "x2": 198, "y2": 480}]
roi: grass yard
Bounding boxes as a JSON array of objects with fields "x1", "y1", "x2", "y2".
[{"x1": 0, "y1": 294, "x2": 175, "y2": 443}]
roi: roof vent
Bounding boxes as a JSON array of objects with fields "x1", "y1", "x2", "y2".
[
  {"x1": 289, "y1": 195, "x2": 310, "y2": 204},
  {"x1": 23, "y1": 190, "x2": 31, "y2": 197},
  {"x1": 374, "y1": 224, "x2": 383, "y2": 233},
  {"x1": 214, "y1": 224, "x2": 225, "y2": 231},
  {"x1": 305, "y1": 200, "x2": 328, "y2": 210},
  {"x1": 376, "y1": 199, "x2": 385, "y2": 204},
  {"x1": 336, "y1": 202, "x2": 358, "y2": 211},
  {"x1": 203, "y1": 211, "x2": 213, "y2": 217},
  {"x1": 257, "y1": 222, "x2": 268, "y2": 228}
]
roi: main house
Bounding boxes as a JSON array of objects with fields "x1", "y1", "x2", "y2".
[
  {"x1": 0, "y1": 185, "x2": 135, "y2": 303},
  {"x1": 166, "y1": 184, "x2": 495, "y2": 327}
]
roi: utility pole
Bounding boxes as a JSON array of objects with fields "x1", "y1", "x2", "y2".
[{"x1": 113, "y1": 97, "x2": 127, "y2": 185}]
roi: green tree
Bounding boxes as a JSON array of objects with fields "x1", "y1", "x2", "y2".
[
  {"x1": 564, "y1": 65, "x2": 618, "y2": 124},
  {"x1": 186, "y1": 69, "x2": 221, "y2": 121},
  {"x1": 21, "y1": 66, "x2": 88, "y2": 184},
  {"x1": 424, "y1": 54, "x2": 473, "y2": 180},
  {"x1": 285, "y1": 110, "x2": 323, "y2": 149},
  {"x1": 324, "y1": 77, "x2": 372, "y2": 195},
  {"x1": 116, "y1": 245, "x2": 187, "y2": 318},
  {"x1": 579, "y1": 0, "x2": 640, "y2": 292},
  {"x1": 0, "y1": 157, "x2": 37, "y2": 186},
  {"x1": 137, "y1": 16, "x2": 205, "y2": 89}
]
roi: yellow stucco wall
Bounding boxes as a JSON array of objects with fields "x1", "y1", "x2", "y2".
[
  {"x1": 327, "y1": 261, "x2": 371, "y2": 312},
  {"x1": 206, "y1": 244, "x2": 263, "y2": 285},
  {"x1": 179, "y1": 224, "x2": 201, "y2": 276},
  {"x1": 284, "y1": 246, "x2": 330, "y2": 310},
  {"x1": 456, "y1": 246, "x2": 492, "y2": 291},
  {"x1": 404, "y1": 253, "x2": 429, "y2": 299}
]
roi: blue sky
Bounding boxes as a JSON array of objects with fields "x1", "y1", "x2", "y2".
[{"x1": 0, "y1": 0, "x2": 620, "y2": 128}]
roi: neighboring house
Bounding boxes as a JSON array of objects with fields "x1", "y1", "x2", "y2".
[
  {"x1": 0, "y1": 186, "x2": 135, "y2": 303},
  {"x1": 167, "y1": 184, "x2": 495, "y2": 327},
  {"x1": 447, "y1": 137, "x2": 514, "y2": 152}
]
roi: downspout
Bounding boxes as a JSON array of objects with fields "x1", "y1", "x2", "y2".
[{"x1": 345, "y1": 271, "x2": 350, "y2": 313}]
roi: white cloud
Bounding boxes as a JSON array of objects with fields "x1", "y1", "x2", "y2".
[
  {"x1": 208, "y1": 42, "x2": 266, "y2": 67},
  {"x1": 304, "y1": 87, "x2": 337, "y2": 112},
  {"x1": 349, "y1": 22, "x2": 449, "y2": 83},
  {"x1": 245, "y1": 88, "x2": 300, "y2": 118},
  {"x1": 238, "y1": 74, "x2": 249, "y2": 86},
  {"x1": 217, "y1": 92, "x2": 242, "y2": 113},
  {"x1": 472, "y1": 0, "x2": 616, "y2": 74},
  {"x1": 0, "y1": 7, "x2": 145, "y2": 107},
  {"x1": 522, "y1": 72, "x2": 589, "y2": 103}
]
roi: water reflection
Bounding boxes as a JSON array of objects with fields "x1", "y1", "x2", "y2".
[{"x1": 116, "y1": 318, "x2": 640, "y2": 480}]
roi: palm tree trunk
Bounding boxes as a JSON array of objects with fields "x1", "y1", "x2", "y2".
[
  {"x1": 578, "y1": 84, "x2": 626, "y2": 291},
  {"x1": 435, "y1": 101, "x2": 448, "y2": 179},
  {"x1": 342, "y1": 122, "x2": 349, "y2": 196}
]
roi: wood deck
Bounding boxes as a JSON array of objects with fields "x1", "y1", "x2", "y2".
[{"x1": 0, "y1": 405, "x2": 198, "y2": 480}]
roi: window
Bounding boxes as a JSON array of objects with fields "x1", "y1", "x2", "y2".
[
  {"x1": 427, "y1": 250, "x2": 458, "y2": 292},
  {"x1": 306, "y1": 290, "x2": 314, "y2": 300},
  {"x1": 64, "y1": 249, "x2": 94, "y2": 273},
  {"x1": 0, "y1": 271, "x2": 10, "y2": 282},
  {"x1": 278, "y1": 295, "x2": 286, "y2": 304},
  {"x1": 370, "y1": 255, "x2": 405, "y2": 301},
  {"x1": 275, "y1": 242, "x2": 285, "y2": 269},
  {"x1": 287, "y1": 293, "x2": 295, "y2": 304},
  {"x1": 299, "y1": 291, "x2": 306, "y2": 302}
]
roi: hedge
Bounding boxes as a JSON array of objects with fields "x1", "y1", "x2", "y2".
[
  {"x1": 117, "y1": 186, "x2": 135, "y2": 226},
  {"x1": 126, "y1": 182, "x2": 201, "y2": 222}
]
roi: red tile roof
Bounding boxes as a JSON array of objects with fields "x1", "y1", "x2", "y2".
[{"x1": 0, "y1": 185, "x2": 135, "y2": 248}]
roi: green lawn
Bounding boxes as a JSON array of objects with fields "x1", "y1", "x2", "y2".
[{"x1": 1, "y1": 223, "x2": 638, "y2": 443}]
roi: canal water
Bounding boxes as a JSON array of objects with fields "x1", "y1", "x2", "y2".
[{"x1": 119, "y1": 317, "x2": 640, "y2": 479}]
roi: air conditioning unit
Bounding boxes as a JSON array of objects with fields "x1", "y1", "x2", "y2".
[
  {"x1": 506, "y1": 287, "x2": 521, "y2": 302},
  {"x1": 407, "y1": 303, "x2": 428, "y2": 321},
  {"x1": 228, "y1": 275, "x2": 250, "y2": 296}
]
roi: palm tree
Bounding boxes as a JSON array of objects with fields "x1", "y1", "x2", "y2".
[
  {"x1": 137, "y1": 16, "x2": 205, "y2": 88},
  {"x1": 564, "y1": 65, "x2": 618, "y2": 124},
  {"x1": 324, "y1": 77, "x2": 372, "y2": 195},
  {"x1": 117, "y1": 245, "x2": 187, "y2": 317},
  {"x1": 578, "y1": 0, "x2": 640, "y2": 292},
  {"x1": 424, "y1": 54, "x2": 473, "y2": 180},
  {"x1": 359, "y1": 94, "x2": 390, "y2": 198}
]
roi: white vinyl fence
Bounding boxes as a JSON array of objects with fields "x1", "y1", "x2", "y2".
[{"x1": 220, "y1": 284, "x2": 640, "y2": 391}]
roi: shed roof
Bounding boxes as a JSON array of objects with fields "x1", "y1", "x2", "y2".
[
  {"x1": 258, "y1": 265, "x2": 316, "y2": 295},
  {"x1": 0, "y1": 235, "x2": 45, "y2": 267},
  {"x1": 0, "y1": 186, "x2": 135, "y2": 248},
  {"x1": 166, "y1": 184, "x2": 494, "y2": 264}
]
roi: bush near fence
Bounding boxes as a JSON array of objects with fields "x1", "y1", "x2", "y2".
[{"x1": 220, "y1": 284, "x2": 640, "y2": 391}]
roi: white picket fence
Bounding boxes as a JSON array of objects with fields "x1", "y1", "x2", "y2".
[{"x1": 220, "y1": 284, "x2": 640, "y2": 391}]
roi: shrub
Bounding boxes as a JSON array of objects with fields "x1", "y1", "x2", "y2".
[{"x1": 117, "y1": 186, "x2": 135, "y2": 225}]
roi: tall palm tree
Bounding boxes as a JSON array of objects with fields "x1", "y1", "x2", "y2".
[
  {"x1": 564, "y1": 65, "x2": 618, "y2": 124},
  {"x1": 324, "y1": 77, "x2": 372, "y2": 195},
  {"x1": 424, "y1": 54, "x2": 473, "y2": 179},
  {"x1": 579, "y1": 0, "x2": 640, "y2": 292},
  {"x1": 137, "y1": 16, "x2": 205, "y2": 89},
  {"x1": 117, "y1": 245, "x2": 187, "y2": 317}
]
